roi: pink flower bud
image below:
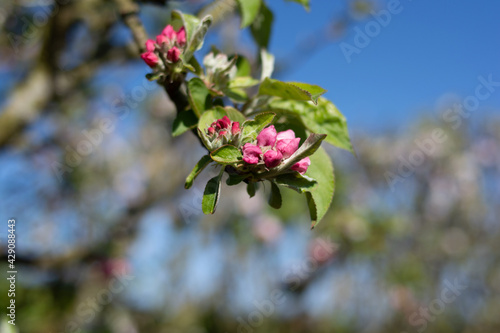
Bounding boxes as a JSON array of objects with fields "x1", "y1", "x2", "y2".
[
  {"x1": 208, "y1": 127, "x2": 215, "y2": 135},
  {"x1": 231, "y1": 122, "x2": 240, "y2": 135},
  {"x1": 257, "y1": 125, "x2": 277, "y2": 147},
  {"x1": 263, "y1": 150, "x2": 283, "y2": 168},
  {"x1": 216, "y1": 116, "x2": 231, "y2": 129},
  {"x1": 167, "y1": 47, "x2": 181, "y2": 62},
  {"x1": 176, "y1": 27, "x2": 186, "y2": 46},
  {"x1": 156, "y1": 34, "x2": 168, "y2": 46},
  {"x1": 291, "y1": 157, "x2": 311, "y2": 174},
  {"x1": 145, "y1": 39, "x2": 155, "y2": 52},
  {"x1": 219, "y1": 130, "x2": 227, "y2": 137},
  {"x1": 276, "y1": 129, "x2": 296, "y2": 141},
  {"x1": 140, "y1": 51, "x2": 159, "y2": 67},
  {"x1": 276, "y1": 138, "x2": 300, "y2": 159},
  {"x1": 162, "y1": 25, "x2": 176, "y2": 41},
  {"x1": 242, "y1": 143, "x2": 262, "y2": 164}
]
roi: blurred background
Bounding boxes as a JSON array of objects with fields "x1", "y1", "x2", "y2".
[{"x1": 1, "y1": 0, "x2": 499, "y2": 332}]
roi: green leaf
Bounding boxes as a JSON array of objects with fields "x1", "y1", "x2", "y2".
[
  {"x1": 210, "y1": 145, "x2": 242, "y2": 164},
  {"x1": 268, "y1": 181, "x2": 282, "y2": 209},
  {"x1": 247, "y1": 182, "x2": 256, "y2": 198},
  {"x1": 235, "y1": 55, "x2": 251, "y2": 77},
  {"x1": 237, "y1": 0, "x2": 262, "y2": 28},
  {"x1": 273, "y1": 133, "x2": 326, "y2": 173},
  {"x1": 223, "y1": 88, "x2": 249, "y2": 103},
  {"x1": 185, "y1": 155, "x2": 212, "y2": 189},
  {"x1": 241, "y1": 112, "x2": 275, "y2": 142},
  {"x1": 188, "y1": 56, "x2": 204, "y2": 76},
  {"x1": 172, "y1": 11, "x2": 212, "y2": 62},
  {"x1": 187, "y1": 77, "x2": 211, "y2": 117},
  {"x1": 250, "y1": 2, "x2": 273, "y2": 48},
  {"x1": 285, "y1": 0, "x2": 310, "y2": 10},
  {"x1": 226, "y1": 173, "x2": 249, "y2": 186},
  {"x1": 274, "y1": 172, "x2": 317, "y2": 193},
  {"x1": 304, "y1": 147, "x2": 334, "y2": 228},
  {"x1": 258, "y1": 78, "x2": 326, "y2": 104},
  {"x1": 260, "y1": 49, "x2": 275, "y2": 81},
  {"x1": 228, "y1": 76, "x2": 260, "y2": 89},
  {"x1": 202, "y1": 169, "x2": 224, "y2": 214},
  {"x1": 172, "y1": 109, "x2": 198, "y2": 137},
  {"x1": 145, "y1": 72, "x2": 163, "y2": 81},
  {"x1": 287, "y1": 82, "x2": 327, "y2": 104},
  {"x1": 224, "y1": 106, "x2": 247, "y2": 123},
  {"x1": 268, "y1": 98, "x2": 353, "y2": 152},
  {"x1": 171, "y1": 11, "x2": 199, "y2": 47}
]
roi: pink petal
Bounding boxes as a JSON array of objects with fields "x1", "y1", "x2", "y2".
[
  {"x1": 263, "y1": 150, "x2": 283, "y2": 168},
  {"x1": 276, "y1": 138, "x2": 300, "y2": 159},
  {"x1": 231, "y1": 122, "x2": 240, "y2": 135},
  {"x1": 276, "y1": 129, "x2": 295, "y2": 141},
  {"x1": 257, "y1": 125, "x2": 277, "y2": 147},
  {"x1": 291, "y1": 157, "x2": 311, "y2": 175},
  {"x1": 242, "y1": 143, "x2": 262, "y2": 164},
  {"x1": 167, "y1": 47, "x2": 181, "y2": 62},
  {"x1": 156, "y1": 34, "x2": 168, "y2": 45},
  {"x1": 216, "y1": 116, "x2": 231, "y2": 129},
  {"x1": 145, "y1": 39, "x2": 156, "y2": 52},
  {"x1": 176, "y1": 27, "x2": 186, "y2": 46},
  {"x1": 162, "y1": 25, "x2": 176, "y2": 41},
  {"x1": 140, "y1": 51, "x2": 159, "y2": 67}
]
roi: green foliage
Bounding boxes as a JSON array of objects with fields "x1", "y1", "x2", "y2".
[
  {"x1": 304, "y1": 147, "x2": 334, "y2": 228},
  {"x1": 172, "y1": 109, "x2": 198, "y2": 137},
  {"x1": 268, "y1": 181, "x2": 282, "y2": 209},
  {"x1": 237, "y1": 0, "x2": 262, "y2": 28},
  {"x1": 258, "y1": 78, "x2": 326, "y2": 104},
  {"x1": 185, "y1": 155, "x2": 212, "y2": 189},
  {"x1": 234, "y1": 55, "x2": 251, "y2": 77},
  {"x1": 247, "y1": 182, "x2": 256, "y2": 197},
  {"x1": 210, "y1": 145, "x2": 242, "y2": 164},
  {"x1": 202, "y1": 169, "x2": 223, "y2": 214},
  {"x1": 187, "y1": 77, "x2": 212, "y2": 117},
  {"x1": 285, "y1": 0, "x2": 310, "y2": 10},
  {"x1": 250, "y1": 2, "x2": 274, "y2": 48},
  {"x1": 274, "y1": 173, "x2": 317, "y2": 193},
  {"x1": 224, "y1": 106, "x2": 246, "y2": 123},
  {"x1": 260, "y1": 49, "x2": 275, "y2": 80},
  {"x1": 172, "y1": 11, "x2": 212, "y2": 62}
]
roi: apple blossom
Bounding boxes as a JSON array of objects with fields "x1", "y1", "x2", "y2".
[
  {"x1": 263, "y1": 150, "x2": 283, "y2": 168},
  {"x1": 276, "y1": 138, "x2": 300, "y2": 159},
  {"x1": 167, "y1": 47, "x2": 181, "y2": 62},
  {"x1": 162, "y1": 25, "x2": 176, "y2": 41},
  {"x1": 156, "y1": 34, "x2": 168, "y2": 46},
  {"x1": 145, "y1": 39, "x2": 155, "y2": 52},
  {"x1": 256, "y1": 125, "x2": 277, "y2": 147},
  {"x1": 231, "y1": 122, "x2": 240, "y2": 135},
  {"x1": 176, "y1": 27, "x2": 187, "y2": 46},
  {"x1": 140, "y1": 51, "x2": 159, "y2": 67},
  {"x1": 242, "y1": 143, "x2": 262, "y2": 164},
  {"x1": 291, "y1": 157, "x2": 311, "y2": 174}
]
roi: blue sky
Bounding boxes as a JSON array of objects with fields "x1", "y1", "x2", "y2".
[{"x1": 267, "y1": 0, "x2": 500, "y2": 132}]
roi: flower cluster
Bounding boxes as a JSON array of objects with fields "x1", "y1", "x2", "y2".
[
  {"x1": 140, "y1": 25, "x2": 187, "y2": 68},
  {"x1": 206, "y1": 116, "x2": 241, "y2": 148},
  {"x1": 242, "y1": 125, "x2": 311, "y2": 174}
]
